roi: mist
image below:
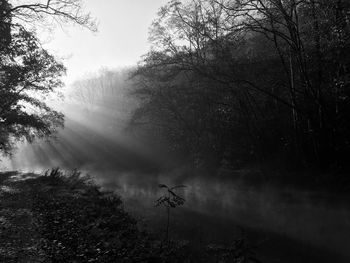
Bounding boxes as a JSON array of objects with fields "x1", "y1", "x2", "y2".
[
  {"x1": 1, "y1": 0, "x2": 350, "y2": 262},
  {"x1": 2, "y1": 68, "x2": 163, "y2": 172},
  {"x1": 1, "y1": 66, "x2": 348, "y2": 262}
]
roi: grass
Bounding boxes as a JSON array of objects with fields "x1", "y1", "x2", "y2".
[
  {"x1": 0, "y1": 168, "x2": 260, "y2": 262},
  {"x1": 29, "y1": 169, "x2": 159, "y2": 262}
]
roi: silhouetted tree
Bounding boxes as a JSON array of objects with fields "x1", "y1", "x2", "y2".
[
  {"x1": 130, "y1": 0, "x2": 350, "y2": 173},
  {"x1": 0, "y1": 0, "x2": 96, "y2": 154}
]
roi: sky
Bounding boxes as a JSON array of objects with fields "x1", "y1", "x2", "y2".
[{"x1": 41, "y1": 0, "x2": 168, "y2": 85}]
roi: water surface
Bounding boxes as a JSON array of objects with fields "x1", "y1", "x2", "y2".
[{"x1": 2, "y1": 116, "x2": 349, "y2": 263}]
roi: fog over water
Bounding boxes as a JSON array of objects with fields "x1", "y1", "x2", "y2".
[
  {"x1": 1, "y1": 75, "x2": 350, "y2": 263},
  {"x1": 2, "y1": 1, "x2": 350, "y2": 262}
]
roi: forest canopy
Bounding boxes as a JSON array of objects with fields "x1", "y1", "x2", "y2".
[{"x1": 130, "y1": 0, "x2": 350, "y2": 172}]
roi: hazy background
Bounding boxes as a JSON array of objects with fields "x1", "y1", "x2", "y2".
[
  {"x1": 41, "y1": 0, "x2": 167, "y2": 85},
  {"x1": 1, "y1": 1, "x2": 349, "y2": 262}
]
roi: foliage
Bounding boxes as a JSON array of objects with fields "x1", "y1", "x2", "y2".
[
  {"x1": 0, "y1": 169, "x2": 262, "y2": 263},
  {"x1": 130, "y1": 0, "x2": 350, "y2": 173},
  {"x1": 156, "y1": 183, "x2": 186, "y2": 243},
  {"x1": 0, "y1": 0, "x2": 96, "y2": 155},
  {"x1": 156, "y1": 184, "x2": 186, "y2": 208},
  {"x1": 32, "y1": 169, "x2": 156, "y2": 262}
]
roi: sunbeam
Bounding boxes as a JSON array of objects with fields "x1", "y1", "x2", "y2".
[{"x1": 1, "y1": 0, "x2": 350, "y2": 262}]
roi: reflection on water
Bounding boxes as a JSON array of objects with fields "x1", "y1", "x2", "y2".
[
  {"x1": 1, "y1": 110, "x2": 349, "y2": 263},
  {"x1": 96, "y1": 170, "x2": 350, "y2": 263}
]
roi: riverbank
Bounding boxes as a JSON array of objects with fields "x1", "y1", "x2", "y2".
[
  {"x1": 0, "y1": 169, "x2": 156, "y2": 262},
  {"x1": 0, "y1": 169, "x2": 259, "y2": 262}
]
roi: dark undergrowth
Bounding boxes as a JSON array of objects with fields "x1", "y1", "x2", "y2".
[{"x1": 0, "y1": 168, "x2": 259, "y2": 263}]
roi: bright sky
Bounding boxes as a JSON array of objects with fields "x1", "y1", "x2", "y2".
[{"x1": 42, "y1": 0, "x2": 168, "y2": 85}]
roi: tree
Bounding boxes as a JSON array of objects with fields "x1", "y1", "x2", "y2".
[
  {"x1": 156, "y1": 183, "x2": 186, "y2": 243},
  {"x1": 7, "y1": 0, "x2": 96, "y2": 31},
  {"x1": 69, "y1": 68, "x2": 138, "y2": 131},
  {"x1": 0, "y1": 0, "x2": 96, "y2": 154},
  {"x1": 215, "y1": 0, "x2": 350, "y2": 168},
  {"x1": 130, "y1": 0, "x2": 350, "y2": 173},
  {"x1": 131, "y1": 0, "x2": 286, "y2": 169}
]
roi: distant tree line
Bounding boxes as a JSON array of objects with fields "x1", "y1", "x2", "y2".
[
  {"x1": 70, "y1": 68, "x2": 138, "y2": 130},
  {"x1": 130, "y1": 0, "x2": 350, "y2": 172},
  {"x1": 0, "y1": 0, "x2": 95, "y2": 154}
]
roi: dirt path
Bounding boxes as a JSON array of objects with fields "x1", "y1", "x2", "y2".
[
  {"x1": 0, "y1": 172, "x2": 46, "y2": 262},
  {"x1": 0, "y1": 170, "x2": 155, "y2": 263}
]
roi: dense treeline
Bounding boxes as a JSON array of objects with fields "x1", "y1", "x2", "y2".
[{"x1": 130, "y1": 0, "x2": 350, "y2": 173}]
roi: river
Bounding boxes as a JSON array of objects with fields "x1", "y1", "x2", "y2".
[{"x1": 1, "y1": 113, "x2": 350, "y2": 263}]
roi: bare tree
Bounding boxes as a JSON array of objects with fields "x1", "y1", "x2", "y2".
[{"x1": 7, "y1": 0, "x2": 97, "y2": 31}]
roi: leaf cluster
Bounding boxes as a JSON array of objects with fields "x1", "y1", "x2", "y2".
[
  {"x1": 156, "y1": 184, "x2": 186, "y2": 208},
  {"x1": 0, "y1": 0, "x2": 96, "y2": 155}
]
